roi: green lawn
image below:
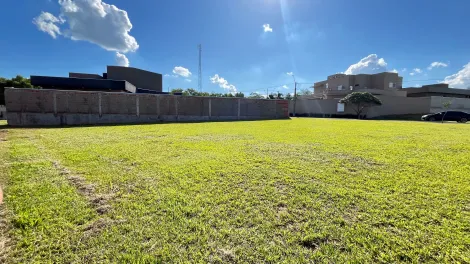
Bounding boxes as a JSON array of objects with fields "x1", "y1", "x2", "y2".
[{"x1": 0, "y1": 119, "x2": 469, "y2": 263}]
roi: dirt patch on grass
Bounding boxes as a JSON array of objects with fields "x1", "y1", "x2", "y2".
[
  {"x1": 82, "y1": 217, "x2": 126, "y2": 240},
  {"x1": 185, "y1": 134, "x2": 254, "y2": 142},
  {"x1": 52, "y1": 161, "x2": 116, "y2": 215},
  {"x1": 300, "y1": 233, "x2": 332, "y2": 251},
  {"x1": 0, "y1": 205, "x2": 11, "y2": 263},
  {"x1": 214, "y1": 248, "x2": 236, "y2": 262}
]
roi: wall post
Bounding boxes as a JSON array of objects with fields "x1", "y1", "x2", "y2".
[
  {"x1": 238, "y1": 98, "x2": 241, "y2": 120},
  {"x1": 175, "y1": 96, "x2": 178, "y2": 120},
  {"x1": 136, "y1": 95, "x2": 140, "y2": 117},
  {"x1": 156, "y1": 95, "x2": 160, "y2": 116},
  {"x1": 53, "y1": 92, "x2": 57, "y2": 115},
  {"x1": 209, "y1": 98, "x2": 212, "y2": 119},
  {"x1": 98, "y1": 93, "x2": 102, "y2": 117}
]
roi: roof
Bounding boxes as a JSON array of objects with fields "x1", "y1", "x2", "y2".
[
  {"x1": 405, "y1": 86, "x2": 470, "y2": 96},
  {"x1": 30, "y1": 76, "x2": 136, "y2": 93}
]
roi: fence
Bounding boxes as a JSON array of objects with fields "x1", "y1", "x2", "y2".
[{"x1": 5, "y1": 88, "x2": 289, "y2": 126}]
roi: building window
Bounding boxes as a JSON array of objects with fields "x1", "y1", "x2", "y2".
[
  {"x1": 337, "y1": 85, "x2": 344, "y2": 90},
  {"x1": 389, "y1": 82, "x2": 396, "y2": 88},
  {"x1": 350, "y1": 86, "x2": 353, "y2": 90},
  {"x1": 337, "y1": 103, "x2": 345, "y2": 112},
  {"x1": 326, "y1": 83, "x2": 329, "y2": 89}
]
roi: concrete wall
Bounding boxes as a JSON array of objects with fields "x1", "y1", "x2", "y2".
[
  {"x1": 5, "y1": 88, "x2": 288, "y2": 126},
  {"x1": 0, "y1": 105, "x2": 6, "y2": 120},
  {"x1": 430, "y1": 96, "x2": 470, "y2": 113},
  {"x1": 291, "y1": 95, "x2": 432, "y2": 118},
  {"x1": 107, "y1": 66, "x2": 162, "y2": 92}
]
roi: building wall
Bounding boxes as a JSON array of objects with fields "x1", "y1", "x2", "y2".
[
  {"x1": 354, "y1": 74, "x2": 372, "y2": 90},
  {"x1": 4, "y1": 88, "x2": 288, "y2": 126},
  {"x1": 314, "y1": 72, "x2": 403, "y2": 97},
  {"x1": 107, "y1": 66, "x2": 163, "y2": 92}
]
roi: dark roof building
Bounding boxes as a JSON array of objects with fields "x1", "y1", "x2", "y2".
[{"x1": 31, "y1": 66, "x2": 163, "y2": 94}]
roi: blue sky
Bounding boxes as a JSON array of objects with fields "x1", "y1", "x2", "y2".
[{"x1": 1, "y1": 0, "x2": 470, "y2": 94}]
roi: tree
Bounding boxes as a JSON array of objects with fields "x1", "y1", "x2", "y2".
[
  {"x1": 234, "y1": 92, "x2": 245, "y2": 98},
  {"x1": 285, "y1": 93, "x2": 293, "y2": 100},
  {"x1": 183, "y1": 88, "x2": 200, "y2": 96},
  {"x1": 210, "y1": 92, "x2": 223, "y2": 97},
  {"x1": 441, "y1": 99, "x2": 453, "y2": 123},
  {"x1": 170, "y1": 88, "x2": 184, "y2": 94},
  {"x1": 298, "y1": 89, "x2": 313, "y2": 96},
  {"x1": 248, "y1": 92, "x2": 264, "y2": 99},
  {"x1": 1, "y1": 75, "x2": 37, "y2": 105},
  {"x1": 339, "y1": 92, "x2": 382, "y2": 119}
]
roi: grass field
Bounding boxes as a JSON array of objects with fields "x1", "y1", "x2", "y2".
[{"x1": 0, "y1": 118, "x2": 469, "y2": 263}]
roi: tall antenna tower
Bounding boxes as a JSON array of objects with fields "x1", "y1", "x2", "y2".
[{"x1": 198, "y1": 44, "x2": 202, "y2": 92}]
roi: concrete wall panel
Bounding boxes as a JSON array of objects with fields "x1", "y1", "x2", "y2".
[
  {"x1": 11, "y1": 89, "x2": 55, "y2": 113},
  {"x1": 158, "y1": 95, "x2": 177, "y2": 115},
  {"x1": 139, "y1": 94, "x2": 158, "y2": 115},
  {"x1": 177, "y1": 96, "x2": 205, "y2": 116},
  {"x1": 211, "y1": 98, "x2": 238, "y2": 116},
  {"x1": 102, "y1": 93, "x2": 136, "y2": 115}
]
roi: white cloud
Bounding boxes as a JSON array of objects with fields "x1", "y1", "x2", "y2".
[
  {"x1": 115, "y1": 52, "x2": 129, "y2": 67},
  {"x1": 184, "y1": 79, "x2": 192, "y2": 83},
  {"x1": 443, "y1": 62, "x2": 470, "y2": 89},
  {"x1": 33, "y1": 12, "x2": 64, "y2": 39},
  {"x1": 415, "y1": 84, "x2": 421, "y2": 87},
  {"x1": 210, "y1": 74, "x2": 237, "y2": 93},
  {"x1": 263, "y1": 24, "x2": 273, "y2": 32},
  {"x1": 163, "y1": 74, "x2": 179, "y2": 78},
  {"x1": 390, "y1": 69, "x2": 398, "y2": 73},
  {"x1": 282, "y1": 85, "x2": 289, "y2": 89},
  {"x1": 427, "y1": 61, "x2": 448, "y2": 70},
  {"x1": 402, "y1": 68, "x2": 407, "y2": 72},
  {"x1": 286, "y1": 72, "x2": 294, "y2": 76},
  {"x1": 410, "y1": 68, "x2": 422, "y2": 76},
  {"x1": 344, "y1": 54, "x2": 388, "y2": 75},
  {"x1": 172, "y1": 66, "x2": 192, "y2": 78},
  {"x1": 34, "y1": 0, "x2": 139, "y2": 53}
]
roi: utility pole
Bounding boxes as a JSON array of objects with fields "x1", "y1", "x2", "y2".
[
  {"x1": 266, "y1": 88, "x2": 269, "y2": 98},
  {"x1": 198, "y1": 44, "x2": 202, "y2": 93}
]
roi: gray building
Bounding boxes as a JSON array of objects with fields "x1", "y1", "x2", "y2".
[{"x1": 313, "y1": 72, "x2": 404, "y2": 99}]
